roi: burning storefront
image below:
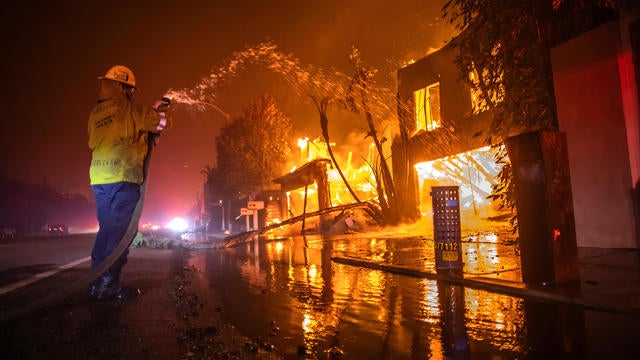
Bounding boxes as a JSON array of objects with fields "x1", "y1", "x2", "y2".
[
  {"x1": 268, "y1": 149, "x2": 384, "y2": 236},
  {"x1": 273, "y1": 159, "x2": 332, "y2": 224},
  {"x1": 393, "y1": 42, "x2": 511, "y2": 234}
]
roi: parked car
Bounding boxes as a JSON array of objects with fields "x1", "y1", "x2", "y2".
[
  {"x1": 1, "y1": 225, "x2": 16, "y2": 239},
  {"x1": 48, "y1": 224, "x2": 69, "y2": 235}
]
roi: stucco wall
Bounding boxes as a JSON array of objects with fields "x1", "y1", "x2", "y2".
[{"x1": 552, "y1": 21, "x2": 638, "y2": 248}]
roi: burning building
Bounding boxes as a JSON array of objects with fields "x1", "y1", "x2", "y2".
[
  {"x1": 392, "y1": 8, "x2": 640, "y2": 249},
  {"x1": 393, "y1": 41, "x2": 510, "y2": 233}
]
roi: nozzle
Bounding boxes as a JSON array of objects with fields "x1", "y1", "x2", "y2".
[{"x1": 161, "y1": 88, "x2": 174, "y2": 103}]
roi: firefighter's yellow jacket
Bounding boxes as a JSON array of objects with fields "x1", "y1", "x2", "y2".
[{"x1": 88, "y1": 98, "x2": 170, "y2": 185}]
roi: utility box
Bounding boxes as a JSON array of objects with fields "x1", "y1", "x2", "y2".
[
  {"x1": 431, "y1": 186, "x2": 463, "y2": 274},
  {"x1": 505, "y1": 130, "x2": 579, "y2": 285}
]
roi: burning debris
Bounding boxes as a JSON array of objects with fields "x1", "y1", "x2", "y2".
[
  {"x1": 414, "y1": 145, "x2": 506, "y2": 220},
  {"x1": 224, "y1": 202, "x2": 384, "y2": 248}
]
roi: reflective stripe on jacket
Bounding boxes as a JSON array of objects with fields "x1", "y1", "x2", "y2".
[{"x1": 88, "y1": 99, "x2": 168, "y2": 185}]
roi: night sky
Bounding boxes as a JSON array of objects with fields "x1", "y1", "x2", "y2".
[{"x1": 0, "y1": 0, "x2": 450, "y2": 224}]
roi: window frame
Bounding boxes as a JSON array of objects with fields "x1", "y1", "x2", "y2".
[{"x1": 413, "y1": 82, "x2": 441, "y2": 133}]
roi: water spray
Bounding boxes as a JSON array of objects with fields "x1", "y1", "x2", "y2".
[
  {"x1": 1, "y1": 41, "x2": 400, "y2": 321},
  {"x1": 164, "y1": 88, "x2": 230, "y2": 120}
]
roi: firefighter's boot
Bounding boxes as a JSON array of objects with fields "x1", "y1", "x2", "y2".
[{"x1": 89, "y1": 268, "x2": 139, "y2": 300}]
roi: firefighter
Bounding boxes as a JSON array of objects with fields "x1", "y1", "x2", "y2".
[{"x1": 88, "y1": 65, "x2": 171, "y2": 300}]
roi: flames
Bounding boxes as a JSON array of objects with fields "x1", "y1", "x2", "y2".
[
  {"x1": 414, "y1": 145, "x2": 506, "y2": 227},
  {"x1": 284, "y1": 137, "x2": 379, "y2": 218},
  {"x1": 167, "y1": 41, "x2": 509, "y2": 232},
  {"x1": 288, "y1": 137, "x2": 507, "y2": 230}
]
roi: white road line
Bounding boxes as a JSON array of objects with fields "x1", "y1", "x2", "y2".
[{"x1": 0, "y1": 256, "x2": 91, "y2": 295}]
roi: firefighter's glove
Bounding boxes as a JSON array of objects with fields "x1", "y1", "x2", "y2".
[{"x1": 153, "y1": 98, "x2": 171, "y2": 113}]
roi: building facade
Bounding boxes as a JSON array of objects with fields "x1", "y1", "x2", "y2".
[
  {"x1": 551, "y1": 17, "x2": 639, "y2": 248},
  {"x1": 393, "y1": 14, "x2": 639, "y2": 249}
]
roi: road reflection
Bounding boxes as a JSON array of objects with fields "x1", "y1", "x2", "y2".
[{"x1": 190, "y1": 234, "x2": 590, "y2": 358}]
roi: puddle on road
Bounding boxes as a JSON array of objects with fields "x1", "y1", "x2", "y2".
[{"x1": 186, "y1": 235, "x2": 636, "y2": 359}]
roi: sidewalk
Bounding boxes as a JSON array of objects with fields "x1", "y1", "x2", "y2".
[{"x1": 570, "y1": 247, "x2": 640, "y2": 313}]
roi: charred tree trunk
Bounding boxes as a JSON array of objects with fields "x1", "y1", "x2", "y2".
[
  {"x1": 313, "y1": 97, "x2": 362, "y2": 204},
  {"x1": 359, "y1": 87, "x2": 398, "y2": 217},
  {"x1": 346, "y1": 49, "x2": 399, "y2": 223}
]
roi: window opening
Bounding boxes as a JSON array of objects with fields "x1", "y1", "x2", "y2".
[{"x1": 414, "y1": 82, "x2": 441, "y2": 132}]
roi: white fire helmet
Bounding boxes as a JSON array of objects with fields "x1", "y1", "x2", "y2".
[{"x1": 98, "y1": 65, "x2": 136, "y2": 88}]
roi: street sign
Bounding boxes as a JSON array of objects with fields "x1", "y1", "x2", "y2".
[
  {"x1": 240, "y1": 208, "x2": 253, "y2": 216},
  {"x1": 247, "y1": 201, "x2": 264, "y2": 210}
]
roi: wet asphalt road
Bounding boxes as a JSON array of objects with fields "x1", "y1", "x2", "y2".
[
  {"x1": 1, "y1": 233, "x2": 639, "y2": 359},
  {"x1": 0, "y1": 234, "x2": 281, "y2": 359}
]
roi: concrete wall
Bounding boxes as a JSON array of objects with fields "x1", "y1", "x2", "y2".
[{"x1": 551, "y1": 20, "x2": 639, "y2": 248}]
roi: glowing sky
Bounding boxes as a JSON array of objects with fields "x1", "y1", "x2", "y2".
[{"x1": 0, "y1": 0, "x2": 450, "y2": 222}]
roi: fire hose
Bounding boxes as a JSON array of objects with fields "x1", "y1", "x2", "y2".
[{"x1": 1, "y1": 130, "x2": 161, "y2": 323}]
